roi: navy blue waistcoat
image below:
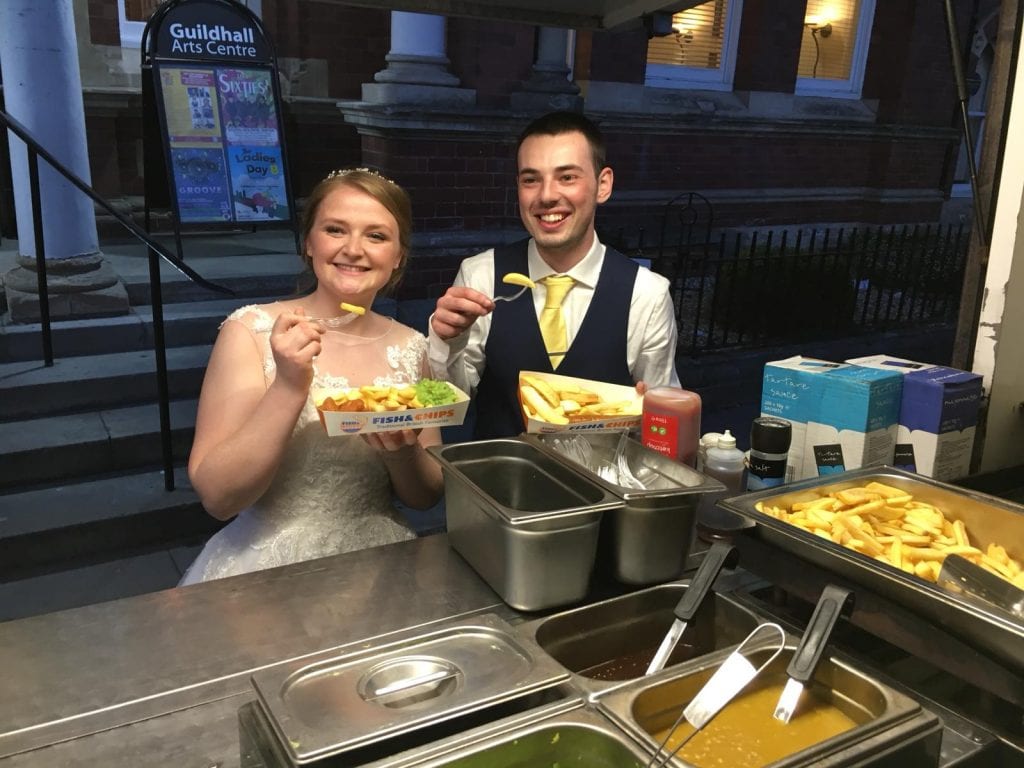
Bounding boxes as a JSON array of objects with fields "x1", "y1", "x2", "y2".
[{"x1": 473, "y1": 239, "x2": 638, "y2": 439}]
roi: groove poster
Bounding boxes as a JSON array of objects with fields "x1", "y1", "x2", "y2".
[{"x1": 157, "y1": 64, "x2": 291, "y2": 224}]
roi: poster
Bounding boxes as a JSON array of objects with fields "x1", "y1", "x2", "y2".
[
  {"x1": 227, "y1": 145, "x2": 289, "y2": 221},
  {"x1": 159, "y1": 68, "x2": 223, "y2": 145},
  {"x1": 215, "y1": 68, "x2": 279, "y2": 146},
  {"x1": 170, "y1": 148, "x2": 233, "y2": 222},
  {"x1": 156, "y1": 64, "x2": 291, "y2": 224}
]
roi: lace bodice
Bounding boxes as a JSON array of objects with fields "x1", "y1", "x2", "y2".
[{"x1": 180, "y1": 304, "x2": 426, "y2": 584}]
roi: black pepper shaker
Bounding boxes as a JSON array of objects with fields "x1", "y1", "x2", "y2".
[{"x1": 746, "y1": 416, "x2": 792, "y2": 491}]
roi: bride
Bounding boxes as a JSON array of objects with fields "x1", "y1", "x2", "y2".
[{"x1": 180, "y1": 168, "x2": 443, "y2": 584}]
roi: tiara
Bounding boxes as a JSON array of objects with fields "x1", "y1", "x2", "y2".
[{"x1": 325, "y1": 167, "x2": 397, "y2": 185}]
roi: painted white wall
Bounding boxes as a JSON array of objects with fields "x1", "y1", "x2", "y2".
[{"x1": 973, "y1": 23, "x2": 1024, "y2": 472}]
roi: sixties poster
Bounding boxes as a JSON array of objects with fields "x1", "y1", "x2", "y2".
[
  {"x1": 157, "y1": 64, "x2": 290, "y2": 223},
  {"x1": 215, "y1": 68, "x2": 279, "y2": 146}
]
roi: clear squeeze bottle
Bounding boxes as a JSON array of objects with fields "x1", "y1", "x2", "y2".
[
  {"x1": 702, "y1": 429, "x2": 746, "y2": 494},
  {"x1": 641, "y1": 387, "x2": 702, "y2": 467}
]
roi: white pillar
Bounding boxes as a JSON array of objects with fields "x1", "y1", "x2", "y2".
[
  {"x1": 362, "y1": 12, "x2": 474, "y2": 106},
  {"x1": 512, "y1": 27, "x2": 581, "y2": 111},
  {"x1": 1, "y1": 0, "x2": 97, "y2": 260},
  {"x1": 531, "y1": 28, "x2": 577, "y2": 91},
  {"x1": 0, "y1": 0, "x2": 127, "y2": 320},
  {"x1": 374, "y1": 12, "x2": 458, "y2": 86}
]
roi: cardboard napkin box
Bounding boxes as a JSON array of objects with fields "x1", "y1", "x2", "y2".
[
  {"x1": 847, "y1": 355, "x2": 983, "y2": 480},
  {"x1": 518, "y1": 370, "x2": 642, "y2": 433},
  {"x1": 315, "y1": 383, "x2": 470, "y2": 436}
]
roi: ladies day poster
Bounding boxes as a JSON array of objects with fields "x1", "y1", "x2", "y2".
[{"x1": 159, "y1": 66, "x2": 290, "y2": 223}]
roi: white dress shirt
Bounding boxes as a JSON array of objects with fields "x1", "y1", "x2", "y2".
[{"x1": 428, "y1": 237, "x2": 681, "y2": 394}]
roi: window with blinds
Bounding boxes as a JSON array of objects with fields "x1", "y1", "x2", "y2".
[
  {"x1": 796, "y1": 0, "x2": 876, "y2": 97},
  {"x1": 644, "y1": 0, "x2": 742, "y2": 91},
  {"x1": 647, "y1": 0, "x2": 730, "y2": 70}
]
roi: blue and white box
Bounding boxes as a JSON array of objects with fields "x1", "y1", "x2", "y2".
[
  {"x1": 847, "y1": 356, "x2": 983, "y2": 480},
  {"x1": 760, "y1": 356, "x2": 847, "y2": 483},
  {"x1": 805, "y1": 365, "x2": 903, "y2": 478}
]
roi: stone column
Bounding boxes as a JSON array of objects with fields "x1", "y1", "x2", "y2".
[
  {"x1": 512, "y1": 27, "x2": 582, "y2": 112},
  {"x1": 361, "y1": 12, "x2": 474, "y2": 106},
  {"x1": 0, "y1": 0, "x2": 128, "y2": 322}
]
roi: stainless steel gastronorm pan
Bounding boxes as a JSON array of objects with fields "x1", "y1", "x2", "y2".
[
  {"x1": 428, "y1": 439, "x2": 623, "y2": 612},
  {"x1": 718, "y1": 466, "x2": 1024, "y2": 673},
  {"x1": 524, "y1": 431, "x2": 725, "y2": 585},
  {"x1": 597, "y1": 643, "x2": 941, "y2": 767},
  {"x1": 249, "y1": 613, "x2": 571, "y2": 766},
  {"x1": 518, "y1": 583, "x2": 760, "y2": 699},
  {"x1": 388, "y1": 702, "x2": 654, "y2": 768}
]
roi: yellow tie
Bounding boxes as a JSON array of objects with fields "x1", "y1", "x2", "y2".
[{"x1": 539, "y1": 275, "x2": 575, "y2": 369}]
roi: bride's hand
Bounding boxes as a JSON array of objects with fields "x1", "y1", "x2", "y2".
[
  {"x1": 363, "y1": 428, "x2": 422, "y2": 456},
  {"x1": 269, "y1": 308, "x2": 323, "y2": 392}
]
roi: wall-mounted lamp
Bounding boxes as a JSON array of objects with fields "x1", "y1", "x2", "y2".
[
  {"x1": 804, "y1": 16, "x2": 832, "y2": 78},
  {"x1": 673, "y1": 24, "x2": 694, "y2": 44},
  {"x1": 804, "y1": 15, "x2": 833, "y2": 37}
]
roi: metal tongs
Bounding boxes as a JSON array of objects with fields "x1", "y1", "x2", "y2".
[
  {"x1": 646, "y1": 622, "x2": 787, "y2": 768},
  {"x1": 938, "y1": 554, "x2": 1024, "y2": 619},
  {"x1": 772, "y1": 584, "x2": 854, "y2": 723},
  {"x1": 646, "y1": 542, "x2": 739, "y2": 675}
]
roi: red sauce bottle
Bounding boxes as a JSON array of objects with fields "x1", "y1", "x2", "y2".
[{"x1": 641, "y1": 387, "x2": 702, "y2": 467}]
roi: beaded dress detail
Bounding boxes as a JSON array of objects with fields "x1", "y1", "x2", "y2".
[{"x1": 180, "y1": 305, "x2": 424, "y2": 584}]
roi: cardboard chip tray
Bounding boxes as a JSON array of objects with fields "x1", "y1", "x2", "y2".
[
  {"x1": 518, "y1": 370, "x2": 642, "y2": 433},
  {"x1": 316, "y1": 383, "x2": 470, "y2": 435}
]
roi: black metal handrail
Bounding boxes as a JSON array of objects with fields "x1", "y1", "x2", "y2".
[{"x1": 1, "y1": 106, "x2": 232, "y2": 491}]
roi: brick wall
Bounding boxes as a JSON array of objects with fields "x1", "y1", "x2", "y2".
[
  {"x1": 604, "y1": 127, "x2": 952, "y2": 193},
  {"x1": 35, "y1": 0, "x2": 974, "y2": 244},
  {"x1": 448, "y1": 18, "x2": 535, "y2": 108},
  {"x1": 867, "y1": 0, "x2": 965, "y2": 126},
  {"x1": 732, "y1": 0, "x2": 804, "y2": 93},
  {"x1": 362, "y1": 134, "x2": 518, "y2": 234},
  {"x1": 588, "y1": 26, "x2": 648, "y2": 84},
  {"x1": 262, "y1": 0, "x2": 390, "y2": 98},
  {"x1": 86, "y1": 0, "x2": 119, "y2": 46}
]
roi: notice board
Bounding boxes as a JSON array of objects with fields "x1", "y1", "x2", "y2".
[{"x1": 142, "y1": 0, "x2": 295, "y2": 229}]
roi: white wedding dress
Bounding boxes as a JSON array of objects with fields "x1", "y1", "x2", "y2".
[{"x1": 179, "y1": 304, "x2": 424, "y2": 585}]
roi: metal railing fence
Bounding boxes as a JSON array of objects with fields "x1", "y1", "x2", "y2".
[
  {"x1": 651, "y1": 221, "x2": 968, "y2": 355},
  {"x1": 1, "y1": 107, "x2": 231, "y2": 490}
]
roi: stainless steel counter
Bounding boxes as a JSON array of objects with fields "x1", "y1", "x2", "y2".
[{"x1": 0, "y1": 535, "x2": 507, "y2": 766}]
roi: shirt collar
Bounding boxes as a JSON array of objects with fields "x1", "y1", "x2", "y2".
[{"x1": 527, "y1": 237, "x2": 605, "y2": 289}]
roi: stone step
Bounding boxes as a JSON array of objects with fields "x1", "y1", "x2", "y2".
[
  {"x1": 0, "y1": 298, "x2": 246, "y2": 362},
  {"x1": 0, "y1": 399, "x2": 197, "y2": 490},
  {"x1": 0, "y1": 344, "x2": 211, "y2": 421},
  {"x1": 122, "y1": 267, "x2": 301, "y2": 306},
  {"x1": 0, "y1": 466, "x2": 221, "y2": 581}
]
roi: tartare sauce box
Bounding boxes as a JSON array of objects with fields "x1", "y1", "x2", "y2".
[
  {"x1": 518, "y1": 370, "x2": 642, "y2": 433},
  {"x1": 846, "y1": 355, "x2": 983, "y2": 480},
  {"x1": 760, "y1": 356, "x2": 848, "y2": 482},
  {"x1": 805, "y1": 365, "x2": 903, "y2": 478},
  {"x1": 315, "y1": 384, "x2": 470, "y2": 436}
]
